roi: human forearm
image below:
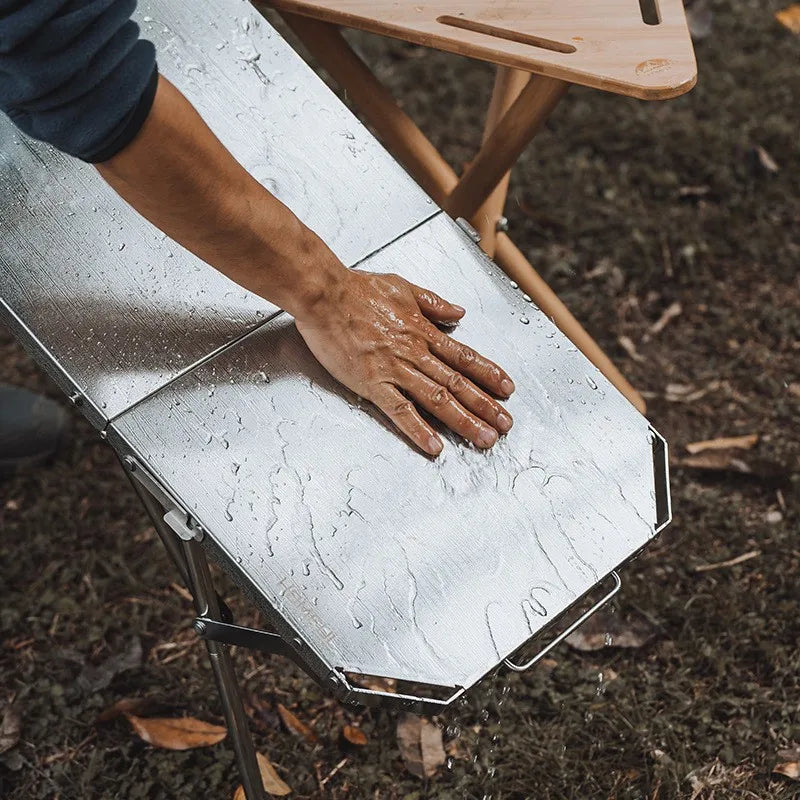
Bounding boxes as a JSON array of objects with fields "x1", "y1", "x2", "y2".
[
  {"x1": 96, "y1": 75, "x2": 514, "y2": 455},
  {"x1": 95, "y1": 75, "x2": 345, "y2": 318}
]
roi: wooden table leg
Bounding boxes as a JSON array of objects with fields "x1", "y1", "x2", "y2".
[
  {"x1": 281, "y1": 13, "x2": 458, "y2": 201},
  {"x1": 278, "y1": 12, "x2": 645, "y2": 413},
  {"x1": 472, "y1": 67, "x2": 530, "y2": 258},
  {"x1": 445, "y1": 74, "x2": 569, "y2": 221},
  {"x1": 494, "y1": 233, "x2": 645, "y2": 412}
]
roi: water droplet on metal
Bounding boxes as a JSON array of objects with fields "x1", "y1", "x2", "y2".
[{"x1": 519, "y1": 316, "x2": 529, "y2": 325}]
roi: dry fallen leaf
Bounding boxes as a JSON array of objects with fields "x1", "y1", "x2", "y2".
[
  {"x1": 276, "y1": 704, "x2": 317, "y2": 744},
  {"x1": 0, "y1": 705, "x2": 21, "y2": 754},
  {"x1": 755, "y1": 145, "x2": 780, "y2": 173},
  {"x1": 233, "y1": 752, "x2": 292, "y2": 798},
  {"x1": 126, "y1": 715, "x2": 227, "y2": 750},
  {"x1": 778, "y1": 745, "x2": 800, "y2": 761},
  {"x1": 396, "y1": 714, "x2": 445, "y2": 779},
  {"x1": 349, "y1": 674, "x2": 397, "y2": 693},
  {"x1": 681, "y1": 450, "x2": 753, "y2": 473},
  {"x1": 566, "y1": 609, "x2": 656, "y2": 652},
  {"x1": 676, "y1": 449, "x2": 788, "y2": 480},
  {"x1": 776, "y1": 4, "x2": 800, "y2": 33},
  {"x1": 342, "y1": 725, "x2": 368, "y2": 746},
  {"x1": 773, "y1": 761, "x2": 800, "y2": 781},
  {"x1": 686, "y1": 434, "x2": 759, "y2": 454},
  {"x1": 95, "y1": 696, "x2": 163, "y2": 724}
]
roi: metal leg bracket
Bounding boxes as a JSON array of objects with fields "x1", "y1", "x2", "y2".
[{"x1": 194, "y1": 617, "x2": 301, "y2": 663}]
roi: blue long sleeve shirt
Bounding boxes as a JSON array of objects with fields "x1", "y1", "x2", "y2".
[{"x1": 0, "y1": 0, "x2": 157, "y2": 162}]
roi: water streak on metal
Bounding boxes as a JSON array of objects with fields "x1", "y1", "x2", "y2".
[{"x1": 110, "y1": 214, "x2": 665, "y2": 694}]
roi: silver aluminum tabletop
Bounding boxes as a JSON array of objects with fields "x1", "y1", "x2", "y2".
[
  {"x1": 110, "y1": 213, "x2": 668, "y2": 696},
  {"x1": 0, "y1": 0, "x2": 669, "y2": 708}
]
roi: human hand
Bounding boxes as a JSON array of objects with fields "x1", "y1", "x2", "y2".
[{"x1": 294, "y1": 268, "x2": 514, "y2": 456}]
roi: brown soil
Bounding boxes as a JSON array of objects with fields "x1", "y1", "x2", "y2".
[{"x1": 1, "y1": 1, "x2": 799, "y2": 797}]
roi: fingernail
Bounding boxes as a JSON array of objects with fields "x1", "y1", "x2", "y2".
[
  {"x1": 428, "y1": 436, "x2": 443, "y2": 455},
  {"x1": 477, "y1": 427, "x2": 497, "y2": 448},
  {"x1": 500, "y1": 378, "x2": 515, "y2": 396},
  {"x1": 453, "y1": 304, "x2": 466, "y2": 316},
  {"x1": 497, "y1": 412, "x2": 513, "y2": 433}
]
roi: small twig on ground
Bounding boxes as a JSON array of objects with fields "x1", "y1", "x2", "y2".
[
  {"x1": 170, "y1": 582, "x2": 194, "y2": 602},
  {"x1": 694, "y1": 550, "x2": 761, "y2": 573},
  {"x1": 645, "y1": 301, "x2": 682, "y2": 341},
  {"x1": 243, "y1": 663, "x2": 268, "y2": 682},
  {"x1": 618, "y1": 335, "x2": 645, "y2": 362},
  {"x1": 686, "y1": 434, "x2": 759, "y2": 454},
  {"x1": 320, "y1": 758, "x2": 349, "y2": 788},
  {"x1": 42, "y1": 732, "x2": 96, "y2": 765}
]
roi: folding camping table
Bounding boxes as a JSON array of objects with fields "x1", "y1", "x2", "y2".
[
  {"x1": 264, "y1": 0, "x2": 698, "y2": 414},
  {"x1": 0, "y1": 1, "x2": 671, "y2": 797}
]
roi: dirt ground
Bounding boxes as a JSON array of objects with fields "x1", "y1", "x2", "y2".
[{"x1": 1, "y1": 2, "x2": 799, "y2": 798}]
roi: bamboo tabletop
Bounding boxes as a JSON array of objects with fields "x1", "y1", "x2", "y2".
[{"x1": 268, "y1": 0, "x2": 697, "y2": 99}]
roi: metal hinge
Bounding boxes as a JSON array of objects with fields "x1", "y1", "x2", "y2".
[
  {"x1": 123, "y1": 456, "x2": 203, "y2": 541},
  {"x1": 163, "y1": 507, "x2": 205, "y2": 542},
  {"x1": 455, "y1": 217, "x2": 481, "y2": 244}
]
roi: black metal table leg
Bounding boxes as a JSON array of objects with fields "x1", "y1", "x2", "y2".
[
  {"x1": 125, "y1": 473, "x2": 192, "y2": 588},
  {"x1": 181, "y1": 539, "x2": 266, "y2": 800},
  {"x1": 124, "y1": 464, "x2": 266, "y2": 800}
]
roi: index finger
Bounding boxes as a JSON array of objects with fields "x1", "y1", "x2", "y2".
[{"x1": 408, "y1": 282, "x2": 466, "y2": 325}]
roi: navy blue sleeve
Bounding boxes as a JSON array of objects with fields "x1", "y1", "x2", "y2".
[{"x1": 0, "y1": 0, "x2": 158, "y2": 162}]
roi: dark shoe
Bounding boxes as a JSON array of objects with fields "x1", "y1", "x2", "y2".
[{"x1": 0, "y1": 384, "x2": 69, "y2": 478}]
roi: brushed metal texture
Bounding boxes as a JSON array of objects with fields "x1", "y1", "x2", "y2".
[
  {"x1": 110, "y1": 213, "x2": 665, "y2": 692},
  {"x1": 0, "y1": 0, "x2": 432, "y2": 423}
]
